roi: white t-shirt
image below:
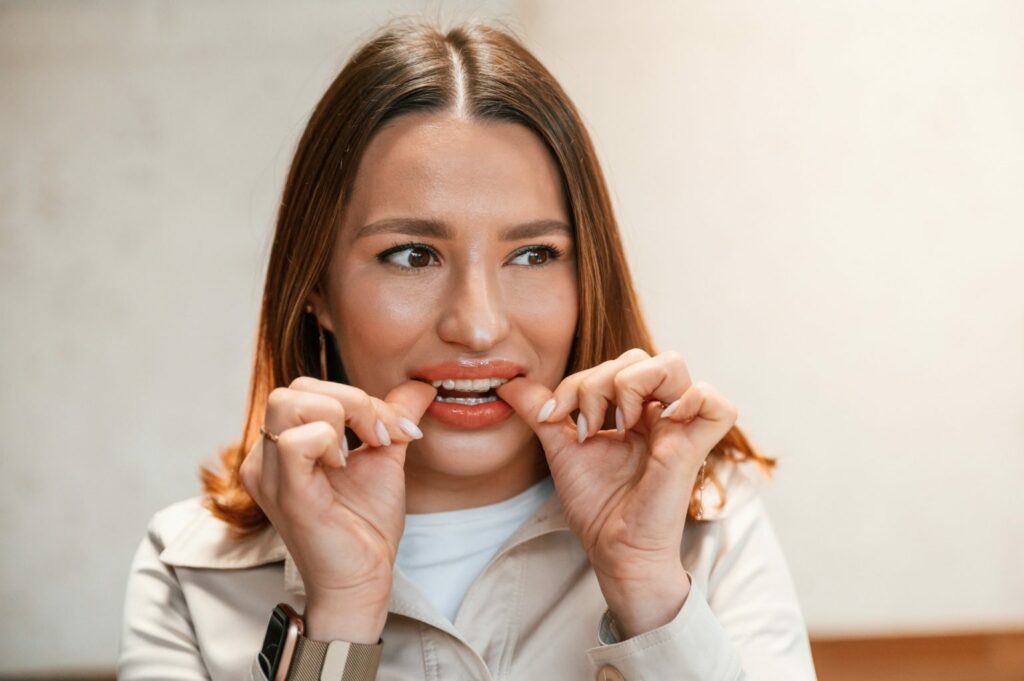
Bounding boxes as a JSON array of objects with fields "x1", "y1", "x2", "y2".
[{"x1": 395, "y1": 475, "x2": 556, "y2": 624}]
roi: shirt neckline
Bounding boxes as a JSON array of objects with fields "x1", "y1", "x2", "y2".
[{"x1": 403, "y1": 475, "x2": 555, "y2": 528}]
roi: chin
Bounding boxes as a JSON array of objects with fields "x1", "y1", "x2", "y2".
[{"x1": 407, "y1": 423, "x2": 531, "y2": 477}]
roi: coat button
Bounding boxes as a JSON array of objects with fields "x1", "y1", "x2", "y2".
[{"x1": 596, "y1": 664, "x2": 626, "y2": 681}]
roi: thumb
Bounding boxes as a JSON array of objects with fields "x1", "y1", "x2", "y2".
[
  {"x1": 495, "y1": 376, "x2": 574, "y2": 455},
  {"x1": 384, "y1": 379, "x2": 438, "y2": 423},
  {"x1": 375, "y1": 379, "x2": 437, "y2": 467}
]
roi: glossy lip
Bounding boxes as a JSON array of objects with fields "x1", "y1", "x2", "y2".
[
  {"x1": 426, "y1": 397, "x2": 515, "y2": 429},
  {"x1": 410, "y1": 358, "x2": 526, "y2": 383}
]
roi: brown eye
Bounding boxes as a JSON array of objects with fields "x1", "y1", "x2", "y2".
[
  {"x1": 526, "y1": 250, "x2": 548, "y2": 266},
  {"x1": 509, "y1": 245, "x2": 564, "y2": 268},
  {"x1": 407, "y1": 247, "x2": 431, "y2": 268},
  {"x1": 377, "y1": 243, "x2": 439, "y2": 271}
]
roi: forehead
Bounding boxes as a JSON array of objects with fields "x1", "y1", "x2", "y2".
[{"x1": 341, "y1": 112, "x2": 569, "y2": 235}]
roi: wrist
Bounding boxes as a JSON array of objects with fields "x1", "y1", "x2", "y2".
[
  {"x1": 304, "y1": 585, "x2": 391, "y2": 644},
  {"x1": 304, "y1": 604, "x2": 387, "y2": 644},
  {"x1": 598, "y1": 563, "x2": 691, "y2": 640}
]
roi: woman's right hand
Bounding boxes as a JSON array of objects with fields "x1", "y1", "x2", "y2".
[{"x1": 239, "y1": 376, "x2": 437, "y2": 642}]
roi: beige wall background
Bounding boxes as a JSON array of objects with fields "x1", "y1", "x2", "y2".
[{"x1": 1, "y1": 0, "x2": 1021, "y2": 675}]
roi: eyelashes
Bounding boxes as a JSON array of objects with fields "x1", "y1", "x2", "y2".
[{"x1": 376, "y1": 241, "x2": 567, "y2": 273}]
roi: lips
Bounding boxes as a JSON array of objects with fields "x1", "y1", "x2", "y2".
[{"x1": 410, "y1": 358, "x2": 526, "y2": 383}]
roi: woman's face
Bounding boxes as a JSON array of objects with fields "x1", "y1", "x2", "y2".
[{"x1": 311, "y1": 111, "x2": 578, "y2": 510}]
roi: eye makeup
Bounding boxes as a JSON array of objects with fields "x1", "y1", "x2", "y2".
[{"x1": 376, "y1": 241, "x2": 567, "y2": 273}]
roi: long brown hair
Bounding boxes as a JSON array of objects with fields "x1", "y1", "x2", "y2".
[{"x1": 200, "y1": 17, "x2": 777, "y2": 539}]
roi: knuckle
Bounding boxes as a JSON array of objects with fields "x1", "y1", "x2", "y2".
[
  {"x1": 331, "y1": 399, "x2": 347, "y2": 427},
  {"x1": 275, "y1": 428, "x2": 299, "y2": 453},
  {"x1": 578, "y1": 375, "x2": 600, "y2": 395},
  {"x1": 553, "y1": 386, "x2": 577, "y2": 410},
  {"x1": 551, "y1": 376, "x2": 573, "y2": 396},
  {"x1": 661, "y1": 350, "x2": 685, "y2": 367},
  {"x1": 621, "y1": 347, "x2": 649, "y2": 362},
  {"x1": 289, "y1": 375, "x2": 317, "y2": 391},
  {"x1": 267, "y1": 387, "x2": 291, "y2": 412},
  {"x1": 312, "y1": 419, "x2": 338, "y2": 444}
]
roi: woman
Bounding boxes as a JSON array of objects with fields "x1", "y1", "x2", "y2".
[{"x1": 118, "y1": 18, "x2": 817, "y2": 681}]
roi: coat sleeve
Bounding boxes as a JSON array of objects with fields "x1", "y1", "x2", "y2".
[
  {"x1": 117, "y1": 514, "x2": 269, "y2": 681},
  {"x1": 584, "y1": 492, "x2": 818, "y2": 680}
]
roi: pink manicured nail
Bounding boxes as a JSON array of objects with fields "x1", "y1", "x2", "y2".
[
  {"x1": 399, "y1": 417, "x2": 423, "y2": 439},
  {"x1": 577, "y1": 413, "x2": 588, "y2": 442},
  {"x1": 537, "y1": 398, "x2": 556, "y2": 423},
  {"x1": 615, "y1": 406, "x2": 624, "y2": 433},
  {"x1": 660, "y1": 398, "x2": 681, "y2": 419},
  {"x1": 339, "y1": 436, "x2": 348, "y2": 467},
  {"x1": 375, "y1": 418, "x2": 391, "y2": 446}
]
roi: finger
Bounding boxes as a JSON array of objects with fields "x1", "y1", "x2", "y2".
[
  {"x1": 265, "y1": 387, "x2": 350, "y2": 467},
  {"x1": 659, "y1": 381, "x2": 739, "y2": 455},
  {"x1": 613, "y1": 351, "x2": 693, "y2": 432},
  {"x1": 274, "y1": 420, "x2": 341, "y2": 511},
  {"x1": 379, "y1": 379, "x2": 438, "y2": 466},
  {"x1": 535, "y1": 368, "x2": 586, "y2": 426},
  {"x1": 287, "y1": 376, "x2": 411, "y2": 449},
  {"x1": 259, "y1": 437, "x2": 281, "y2": 503},
  {"x1": 239, "y1": 438, "x2": 268, "y2": 506},
  {"x1": 574, "y1": 349, "x2": 651, "y2": 440},
  {"x1": 634, "y1": 401, "x2": 701, "y2": 516},
  {"x1": 539, "y1": 348, "x2": 650, "y2": 430},
  {"x1": 494, "y1": 375, "x2": 574, "y2": 455},
  {"x1": 383, "y1": 378, "x2": 437, "y2": 422}
]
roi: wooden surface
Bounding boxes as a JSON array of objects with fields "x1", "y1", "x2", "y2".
[
  {"x1": 3, "y1": 631, "x2": 1024, "y2": 680},
  {"x1": 810, "y1": 630, "x2": 1024, "y2": 681}
]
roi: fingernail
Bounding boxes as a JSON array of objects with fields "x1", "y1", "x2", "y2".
[
  {"x1": 399, "y1": 417, "x2": 423, "y2": 439},
  {"x1": 375, "y1": 418, "x2": 391, "y2": 447},
  {"x1": 577, "y1": 413, "x2": 588, "y2": 442},
  {"x1": 660, "y1": 398, "x2": 681, "y2": 419},
  {"x1": 338, "y1": 445, "x2": 348, "y2": 468},
  {"x1": 537, "y1": 398, "x2": 556, "y2": 423},
  {"x1": 615, "y1": 406, "x2": 624, "y2": 433}
]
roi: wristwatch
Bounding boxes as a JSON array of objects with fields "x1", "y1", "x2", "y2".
[{"x1": 258, "y1": 603, "x2": 384, "y2": 681}]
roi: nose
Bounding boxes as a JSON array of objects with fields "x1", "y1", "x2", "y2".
[{"x1": 436, "y1": 261, "x2": 510, "y2": 352}]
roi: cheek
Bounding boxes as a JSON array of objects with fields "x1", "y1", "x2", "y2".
[
  {"x1": 336, "y1": 277, "x2": 438, "y2": 365},
  {"x1": 508, "y1": 270, "x2": 578, "y2": 349}
]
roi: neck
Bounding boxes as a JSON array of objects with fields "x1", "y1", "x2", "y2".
[{"x1": 403, "y1": 439, "x2": 550, "y2": 513}]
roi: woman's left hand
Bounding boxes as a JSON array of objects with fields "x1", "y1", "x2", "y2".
[{"x1": 495, "y1": 348, "x2": 738, "y2": 638}]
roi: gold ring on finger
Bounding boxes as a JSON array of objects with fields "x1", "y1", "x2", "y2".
[{"x1": 259, "y1": 424, "x2": 280, "y2": 443}]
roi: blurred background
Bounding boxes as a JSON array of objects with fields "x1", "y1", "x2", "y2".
[{"x1": 1, "y1": 1, "x2": 1022, "y2": 679}]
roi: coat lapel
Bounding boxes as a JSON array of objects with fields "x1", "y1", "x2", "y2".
[{"x1": 158, "y1": 505, "x2": 286, "y2": 569}]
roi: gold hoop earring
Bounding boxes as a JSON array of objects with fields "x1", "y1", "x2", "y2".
[
  {"x1": 318, "y1": 323, "x2": 327, "y2": 381},
  {"x1": 305, "y1": 304, "x2": 327, "y2": 381}
]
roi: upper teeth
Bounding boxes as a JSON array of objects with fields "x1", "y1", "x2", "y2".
[{"x1": 430, "y1": 377, "x2": 509, "y2": 391}]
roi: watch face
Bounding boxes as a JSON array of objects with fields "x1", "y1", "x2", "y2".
[{"x1": 258, "y1": 607, "x2": 290, "y2": 678}]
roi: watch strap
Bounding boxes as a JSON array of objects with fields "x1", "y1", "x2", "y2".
[
  {"x1": 598, "y1": 609, "x2": 624, "y2": 645},
  {"x1": 286, "y1": 636, "x2": 383, "y2": 681}
]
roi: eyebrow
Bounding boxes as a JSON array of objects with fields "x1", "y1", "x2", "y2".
[{"x1": 353, "y1": 217, "x2": 573, "y2": 242}]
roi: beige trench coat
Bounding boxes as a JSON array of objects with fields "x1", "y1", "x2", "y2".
[{"x1": 117, "y1": 460, "x2": 817, "y2": 680}]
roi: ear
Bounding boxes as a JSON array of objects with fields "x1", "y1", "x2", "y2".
[{"x1": 305, "y1": 288, "x2": 337, "y2": 334}]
